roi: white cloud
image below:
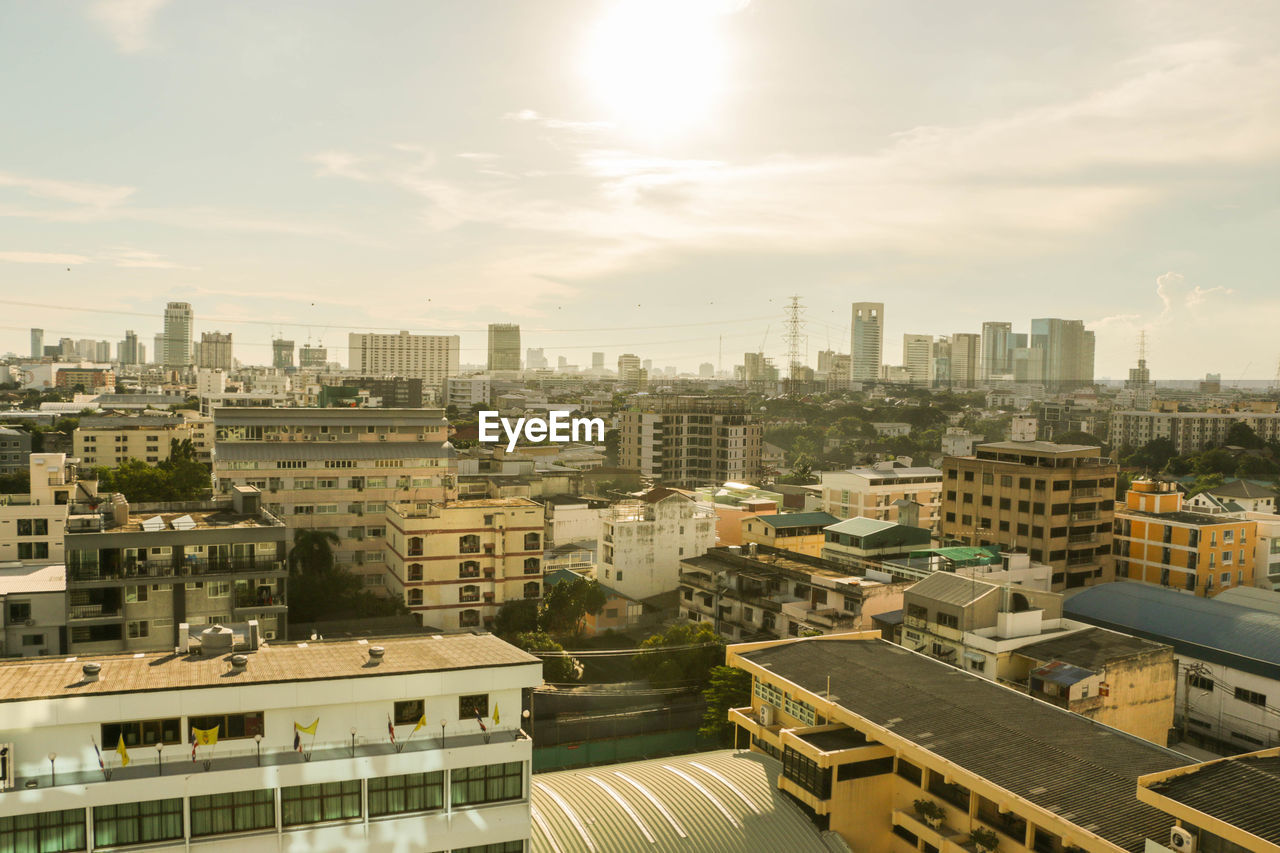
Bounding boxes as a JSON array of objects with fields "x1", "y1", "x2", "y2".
[
  {"x1": 0, "y1": 172, "x2": 134, "y2": 208},
  {"x1": 88, "y1": 0, "x2": 171, "y2": 53},
  {"x1": 0, "y1": 251, "x2": 89, "y2": 265}
]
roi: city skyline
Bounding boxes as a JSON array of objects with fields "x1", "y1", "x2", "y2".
[{"x1": 2, "y1": 1, "x2": 1279, "y2": 377}]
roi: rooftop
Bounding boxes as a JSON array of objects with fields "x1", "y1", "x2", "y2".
[
  {"x1": 905, "y1": 570, "x2": 998, "y2": 606},
  {"x1": 0, "y1": 634, "x2": 539, "y2": 703},
  {"x1": 1144, "y1": 752, "x2": 1280, "y2": 846},
  {"x1": 0, "y1": 561, "x2": 66, "y2": 595},
  {"x1": 1117, "y1": 507, "x2": 1243, "y2": 527},
  {"x1": 835, "y1": 465, "x2": 942, "y2": 481},
  {"x1": 1207, "y1": 479, "x2": 1279, "y2": 499},
  {"x1": 1014, "y1": 626, "x2": 1170, "y2": 671},
  {"x1": 213, "y1": 407, "x2": 446, "y2": 425},
  {"x1": 1215, "y1": 586, "x2": 1280, "y2": 617},
  {"x1": 112, "y1": 507, "x2": 283, "y2": 533},
  {"x1": 214, "y1": 442, "x2": 453, "y2": 462},
  {"x1": 738, "y1": 638, "x2": 1190, "y2": 853},
  {"x1": 530, "y1": 749, "x2": 847, "y2": 853},
  {"x1": 1065, "y1": 582, "x2": 1280, "y2": 680},
  {"x1": 753, "y1": 511, "x2": 841, "y2": 531},
  {"x1": 824, "y1": 517, "x2": 898, "y2": 536}
]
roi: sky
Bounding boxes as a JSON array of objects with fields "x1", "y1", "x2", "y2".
[{"x1": 1, "y1": 0, "x2": 1278, "y2": 379}]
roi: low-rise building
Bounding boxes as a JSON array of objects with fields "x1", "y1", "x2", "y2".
[
  {"x1": 1138, "y1": 748, "x2": 1280, "y2": 853},
  {"x1": 544, "y1": 568, "x2": 641, "y2": 636},
  {"x1": 740, "y1": 511, "x2": 841, "y2": 557},
  {"x1": 820, "y1": 460, "x2": 943, "y2": 532},
  {"x1": 0, "y1": 426, "x2": 32, "y2": 474},
  {"x1": 0, "y1": 562, "x2": 66, "y2": 657},
  {"x1": 74, "y1": 412, "x2": 214, "y2": 467},
  {"x1": 0, "y1": 633, "x2": 539, "y2": 853},
  {"x1": 385, "y1": 497, "x2": 544, "y2": 632},
  {"x1": 599, "y1": 488, "x2": 715, "y2": 601},
  {"x1": 0, "y1": 453, "x2": 86, "y2": 566},
  {"x1": 820, "y1": 517, "x2": 932, "y2": 568},
  {"x1": 1183, "y1": 478, "x2": 1279, "y2": 515}
]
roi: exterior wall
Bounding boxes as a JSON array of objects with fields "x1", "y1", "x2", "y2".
[
  {"x1": 1176, "y1": 655, "x2": 1280, "y2": 752},
  {"x1": 347, "y1": 332, "x2": 460, "y2": 390},
  {"x1": 1090, "y1": 651, "x2": 1177, "y2": 745},
  {"x1": 740, "y1": 521, "x2": 826, "y2": 557},
  {"x1": 75, "y1": 416, "x2": 213, "y2": 467},
  {"x1": 544, "y1": 502, "x2": 602, "y2": 548},
  {"x1": 600, "y1": 497, "x2": 715, "y2": 601},
  {"x1": 1113, "y1": 410, "x2": 1280, "y2": 454},
  {"x1": 1249, "y1": 512, "x2": 1280, "y2": 590},
  {"x1": 0, "y1": 427, "x2": 32, "y2": 474},
  {"x1": 0, "y1": 586, "x2": 65, "y2": 657},
  {"x1": 385, "y1": 499, "x2": 545, "y2": 632},
  {"x1": 618, "y1": 403, "x2": 763, "y2": 488},
  {"x1": 820, "y1": 470, "x2": 942, "y2": 532}
]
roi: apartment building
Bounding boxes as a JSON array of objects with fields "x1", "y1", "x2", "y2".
[
  {"x1": 0, "y1": 453, "x2": 86, "y2": 566},
  {"x1": 197, "y1": 331, "x2": 233, "y2": 370},
  {"x1": 940, "y1": 440, "x2": 1117, "y2": 591},
  {"x1": 725, "y1": 634, "x2": 1189, "y2": 853},
  {"x1": 741, "y1": 512, "x2": 840, "y2": 557},
  {"x1": 0, "y1": 427, "x2": 31, "y2": 475},
  {"x1": 1113, "y1": 409, "x2": 1280, "y2": 454},
  {"x1": 820, "y1": 517, "x2": 931, "y2": 568},
  {"x1": 347, "y1": 331, "x2": 460, "y2": 390},
  {"x1": 0, "y1": 634, "x2": 538, "y2": 853},
  {"x1": 0, "y1": 562, "x2": 66, "y2": 657},
  {"x1": 599, "y1": 489, "x2": 715, "y2": 601},
  {"x1": 74, "y1": 412, "x2": 214, "y2": 466},
  {"x1": 618, "y1": 396, "x2": 763, "y2": 488},
  {"x1": 63, "y1": 487, "x2": 288, "y2": 654},
  {"x1": 679, "y1": 545, "x2": 908, "y2": 641},
  {"x1": 1114, "y1": 480, "x2": 1257, "y2": 596},
  {"x1": 384, "y1": 497, "x2": 544, "y2": 632},
  {"x1": 212, "y1": 408, "x2": 457, "y2": 590},
  {"x1": 819, "y1": 460, "x2": 943, "y2": 532},
  {"x1": 850, "y1": 302, "x2": 884, "y2": 382}
]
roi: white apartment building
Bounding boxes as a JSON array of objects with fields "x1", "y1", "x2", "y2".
[
  {"x1": 902, "y1": 334, "x2": 933, "y2": 386},
  {"x1": 0, "y1": 633, "x2": 539, "y2": 852},
  {"x1": 444, "y1": 377, "x2": 491, "y2": 410},
  {"x1": 75, "y1": 413, "x2": 214, "y2": 467},
  {"x1": 599, "y1": 490, "x2": 715, "y2": 601},
  {"x1": 348, "y1": 332, "x2": 460, "y2": 391},
  {"x1": 212, "y1": 409, "x2": 457, "y2": 591},
  {"x1": 940, "y1": 427, "x2": 982, "y2": 458},
  {"x1": 0, "y1": 562, "x2": 66, "y2": 657},
  {"x1": 385, "y1": 498, "x2": 544, "y2": 632},
  {"x1": 819, "y1": 460, "x2": 943, "y2": 531},
  {"x1": 542, "y1": 497, "x2": 603, "y2": 550},
  {"x1": 0, "y1": 453, "x2": 86, "y2": 566},
  {"x1": 1112, "y1": 409, "x2": 1280, "y2": 454}
]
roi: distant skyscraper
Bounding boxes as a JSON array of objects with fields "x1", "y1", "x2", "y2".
[
  {"x1": 348, "y1": 331, "x2": 459, "y2": 389},
  {"x1": 118, "y1": 330, "x2": 140, "y2": 365},
  {"x1": 850, "y1": 303, "x2": 884, "y2": 382},
  {"x1": 951, "y1": 333, "x2": 981, "y2": 388},
  {"x1": 199, "y1": 331, "x2": 233, "y2": 370},
  {"x1": 272, "y1": 339, "x2": 295, "y2": 370},
  {"x1": 487, "y1": 323, "x2": 521, "y2": 371},
  {"x1": 699, "y1": 362, "x2": 714, "y2": 378},
  {"x1": 154, "y1": 333, "x2": 165, "y2": 366},
  {"x1": 592, "y1": 352, "x2": 605, "y2": 370},
  {"x1": 29, "y1": 328, "x2": 42, "y2": 359},
  {"x1": 299, "y1": 345, "x2": 327, "y2": 369},
  {"x1": 979, "y1": 321, "x2": 1013, "y2": 380},
  {"x1": 902, "y1": 334, "x2": 933, "y2": 386},
  {"x1": 94, "y1": 340, "x2": 112, "y2": 362},
  {"x1": 525, "y1": 347, "x2": 548, "y2": 369},
  {"x1": 1030, "y1": 318, "x2": 1095, "y2": 390},
  {"x1": 162, "y1": 302, "x2": 193, "y2": 368}
]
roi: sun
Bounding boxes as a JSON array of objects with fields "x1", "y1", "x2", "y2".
[{"x1": 582, "y1": 0, "x2": 729, "y2": 138}]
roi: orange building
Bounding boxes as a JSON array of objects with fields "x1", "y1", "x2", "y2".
[{"x1": 1114, "y1": 479, "x2": 1257, "y2": 596}]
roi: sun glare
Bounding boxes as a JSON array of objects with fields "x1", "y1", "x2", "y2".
[{"x1": 582, "y1": 0, "x2": 729, "y2": 138}]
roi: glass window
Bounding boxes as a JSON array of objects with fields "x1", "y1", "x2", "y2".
[
  {"x1": 454, "y1": 844, "x2": 524, "y2": 853},
  {"x1": 102, "y1": 718, "x2": 181, "y2": 748},
  {"x1": 187, "y1": 712, "x2": 264, "y2": 741},
  {"x1": 450, "y1": 762, "x2": 524, "y2": 807},
  {"x1": 0, "y1": 809, "x2": 86, "y2": 853},
  {"x1": 93, "y1": 799, "x2": 183, "y2": 848},
  {"x1": 393, "y1": 699, "x2": 424, "y2": 725},
  {"x1": 190, "y1": 790, "x2": 275, "y2": 837},
  {"x1": 368, "y1": 771, "x2": 445, "y2": 817},
  {"x1": 281, "y1": 781, "x2": 362, "y2": 826},
  {"x1": 460, "y1": 694, "x2": 489, "y2": 719}
]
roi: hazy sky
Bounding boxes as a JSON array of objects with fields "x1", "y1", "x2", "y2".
[{"x1": 2, "y1": 0, "x2": 1278, "y2": 378}]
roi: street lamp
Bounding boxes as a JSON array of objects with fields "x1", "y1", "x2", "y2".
[
  {"x1": 156, "y1": 743, "x2": 163, "y2": 776},
  {"x1": 48, "y1": 752, "x2": 56, "y2": 786},
  {"x1": 520, "y1": 709, "x2": 531, "y2": 741},
  {"x1": 439, "y1": 719, "x2": 447, "y2": 745},
  {"x1": 349, "y1": 727, "x2": 357, "y2": 758},
  {"x1": 254, "y1": 733, "x2": 263, "y2": 766}
]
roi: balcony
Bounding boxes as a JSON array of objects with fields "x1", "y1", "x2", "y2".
[
  {"x1": 69, "y1": 603, "x2": 120, "y2": 620},
  {"x1": 68, "y1": 556, "x2": 285, "y2": 583},
  {"x1": 1069, "y1": 510, "x2": 1098, "y2": 522},
  {"x1": 1071, "y1": 487, "x2": 1101, "y2": 498}
]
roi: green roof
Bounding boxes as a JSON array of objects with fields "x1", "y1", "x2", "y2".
[
  {"x1": 755, "y1": 511, "x2": 841, "y2": 531},
  {"x1": 824, "y1": 517, "x2": 898, "y2": 536},
  {"x1": 908, "y1": 545, "x2": 1001, "y2": 566}
]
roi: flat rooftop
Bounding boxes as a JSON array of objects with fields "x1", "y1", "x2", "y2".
[
  {"x1": 683, "y1": 549, "x2": 863, "y2": 583},
  {"x1": 0, "y1": 562, "x2": 66, "y2": 595},
  {"x1": 109, "y1": 507, "x2": 284, "y2": 533},
  {"x1": 0, "y1": 634, "x2": 539, "y2": 703},
  {"x1": 1014, "y1": 626, "x2": 1170, "y2": 671},
  {"x1": 739, "y1": 638, "x2": 1190, "y2": 853},
  {"x1": 976, "y1": 440, "x2": 1100, "y2": 454}
]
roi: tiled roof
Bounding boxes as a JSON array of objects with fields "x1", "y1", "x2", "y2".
[
  {"x1": 1147, "y1": 754, "x2": 1280, "y2": 846},
  {"x1": 740, "y1": 639, "x2": 1189, "y2": 853},
  {"x1": 0, "y1": 634, "x2": 538, "y2": 703}
]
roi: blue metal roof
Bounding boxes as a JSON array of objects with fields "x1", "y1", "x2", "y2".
[{"x1": 1064, "y1": 582, "x2": 1280, "y2": 680}]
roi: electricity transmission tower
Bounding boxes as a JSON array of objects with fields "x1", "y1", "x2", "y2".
[{"x1": 783, "y1": 296, "x2": 806, "y2": 381}]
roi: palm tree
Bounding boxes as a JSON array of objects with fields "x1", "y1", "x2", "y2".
[{"x1": 289, "y1": 529, "x2": 340, "y2": 577}]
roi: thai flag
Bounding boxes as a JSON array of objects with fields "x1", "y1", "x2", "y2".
[
  {"x1": 190, "y1": 728, "x2": 197, "y2": 762},
  {"x1": 387, "y1": 718, "x2": 396, "y2": 745},
  {"x1": 475, "y1": 710, "x2": 486, "y2": 732},
  {"x1": 293, "y1": 730, "x2": 302, "y2": 753}
]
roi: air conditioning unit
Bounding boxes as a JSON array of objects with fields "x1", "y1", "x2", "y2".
[
  {"x1": 1169, "y1": 827, "x2": 1195, "y2": 852},
  {"x1": 328, "y1": 435, "x2": 337, "y2": 441},
  {"x1": 379, "y1": 435, "x2": 388, "y2": 442},
  {"x1": 0, "y1": 743, "x2": 13, "y2": 792},
  {"x1": 417, "y1": 434, "x2": 425, "y2": 441},
  {"x1": 759, "y1": 704, "x2": 774, "y2": 726},
  {"x1": 23, "y1": 619, "x2": 35, "y2": 627},
  {"x1": 304, "y1": 435, "x2": 315, "y2": 441}
]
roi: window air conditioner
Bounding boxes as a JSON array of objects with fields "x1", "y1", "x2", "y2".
[{"x1": 1169, "y1": 828, "x2": 1195, "y2": 853}]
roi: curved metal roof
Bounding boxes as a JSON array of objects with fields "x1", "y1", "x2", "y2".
[{"x1": 530, "y1": 750, "x2": 849, "y2": 853}]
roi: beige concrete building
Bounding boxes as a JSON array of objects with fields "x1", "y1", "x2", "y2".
[
  {"x1": 619, "y1": 396, "x2": 763, "y2": 488},
  {"x1": 820, "y1": 461, "x2": 943, "y2": 532},
  {"x1": 212, "y1": 408, "x2": 456, "y2": 590},
  {"x1": 600, "y1": 488, "x2": 716, "y2": 601},
  {"x1": 741, "y1": 511, "x2": 841, "y2": 557},
  {"x1": 0, "y1": 453, "x2": 89, "y2": 566},
  {"x1": 385, "y1": 497, "x2": 544, "y2": 631},
  {"x1": 347, "y1": 331, "x2": 460, "y2": 391},
  {"x1": 941, "y1": 440, "x2": 1117, "y2": 591},
  {"x1": 75, "y1": 412, "x2": 214, "y2": 466}
]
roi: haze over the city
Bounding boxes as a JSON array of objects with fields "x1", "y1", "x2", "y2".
[{"x1": 2, "y1": 0, "x2": 1278, "y2": 378}]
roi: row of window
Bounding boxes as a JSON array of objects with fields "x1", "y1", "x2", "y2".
[
  {"x1": 404, "y1": 558, "x2": 541, "y2": 582},
  {"x1": 13, "y1": 519, "x2": 49, "y2": 536},
  {"x1": 404, "y1": 582, "x2": 540, "y2": 606}
]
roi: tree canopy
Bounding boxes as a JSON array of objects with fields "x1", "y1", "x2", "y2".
[
  {"x1": 699, "y1": 665, "x2": 751, "y2": 745},
  {"x1": 538, "y1": 576, "x2": 608, "y2": 638},
  {"x1": 286, "y1": 528, "x2": 405, "y2": 624},
  {"x1": 631, "y1": 621, "x2": 725, "y2": 687}
]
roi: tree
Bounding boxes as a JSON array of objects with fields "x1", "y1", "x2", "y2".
[
  {"x1": 511, "y1": 631, "x2": 580, "y2": 683},
  {"x1": 1125, "y1": 437, "x2": 1178, "y2": 473},
  {"x1": 1225, "y1": 422, "x2": 1263, "y2": 449},
  {"x1": 538, "y1": 577, "x2": 608, "y2": 638},
  {"x1": 288, "y1": 529, "x2": 340, "y2": 576},
  {"x1": 1053, "y1": 430, "x2": 1103, "y2": 448},
  {"x1": 286, "y1": 529, "x2": 405, "y2": 624},
  {"x1": 603, "y1": 428, "x2": 620, "y2": 466},
  {"x1": 778, "y1": 452, "x2": 817, "y2": 485},
  {"x1": 699, "y1": 665, "x2": 751, "y2": 745},
  {"x1": 94, "y1": 457, "x2": 211, "y2": 502},
  {"x1": 494, "y1": 598, "x2": 539, "y2": 638},
  {"x1": 1235, "y1": 454, "x2": 1278, "y2": 478},
  {"x1": 169, "y1": 437, "x2": 197, "y2": 463},
  {"x1": 1193, "y1": 448, "x2": 1236, "y2": 478},
  {"x1": 631, "y1": 622, "x2": 725, "y2": 687}
]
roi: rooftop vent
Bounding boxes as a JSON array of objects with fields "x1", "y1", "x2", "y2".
[
  {"x1": 229, "y1": 654, "x2": 248, "y2": 674},
  {"x1": 368, "y1": 645, "x2": 385, "y2": 664},
  {"x1": 81, "y1": 662, "x2": 101, "y2": 683}
]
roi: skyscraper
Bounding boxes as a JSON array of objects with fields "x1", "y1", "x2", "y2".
[
  {"x1": 525, "y1": 347, "x2": 548, "y2": 369},
  {"x1": 1030, "y1": 318, "x2": 1095, "y2": 390},
  {"x1": 951, "y1": 333, "x2": 981, "y2": 388},
  {"x1": 118, "y1": 330, "x2": 140, "y2": 365},
  {"x1": 850, "y1": 303, "x2": 884, "y2": 382},
  {"x1": 272, "y1": 339, "x2": 295, "y2": 370},
  {"x1": 198, "y1": 331, "x2": 234, "y2": 370},
  {"x1": 902, "y1": 334, "x2": 933, "y2": 386},
  {"x1": 487, "y1": 323, "x2": 521, "y2": 371},
  {"x1": 162, "y1": 302, "x2": 193, "y2": 368},
  {"x1": 153, "y1": 333, "x2": 165, "y2": 366},
  {"x1": 299, "y1": 344, "x2": 327, "y2": 369},
  {"x1": 979, "y1": 321, "x2": 1013, "y2": 380},
  {"x1": 592, "y1": 352, "x2": 605, "y2": 370},
  {"x1": 29, "y1": 328, "x2": 42, "y2": 359}
]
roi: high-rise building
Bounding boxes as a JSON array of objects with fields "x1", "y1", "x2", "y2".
[
  {"x1": 592, "y1": 351, "x2": 605, "y2": 370},
  {"x1": 94, "y1": 340, "x2": 112, "y2": 362},
  {"x1": 742, "y1": 352, "x2": 778, "y2": 383},
  {"x1": 486, "y1": 323, "x2": 521, "y2": 371},
  {"x1": 1030, "y1": 318, "x2": 1095, "y2": 390},
  {"x1": 59, "y1": 337, "x2": 75, "y2": 358},
  {"x1": 299, "y1": 344, "x2": 327, "y2": 369},
  {"x1": 198, "y1": 331, "x2": 233, "y2": 370},
  {"x1": 162, "y1": 301, "x2": 193, "y2": 368},
  {"x1": 619, "y1": 396, "x2": 763, "y2": 488},
  {"x1": 348, "y1": 331, "x2": 460, "y2": 389},
  {"x1": 118, "y1": 330, "x2": 141, "y2": 365},
  {"x1": 153, "y1": 333, "x2": 165, "y2": 366},
  {"x1": 29, "y1": 328, "x2": 42, "y2": 359},
  {"x1": 931, "y1": 337, "x2": 952, "y2": 387},
  {"x1": 525, "y1": 347, "x2": 548, "y2": 369},
  {"x1": 950, "y1": 333, "x2": 981, "y2": 388},
  {"x1": 850, "y1": 303, "x2": 883, "y2": 382},
  {"x1": 698, "y1": 362, "x2": 714, "y2": 378},
  {"x1": 271, "y1": 339, "x2": 295, "y2": 370},
  {"x1": 902, "y1": 334, "x2": 933, "y2": 386},
  {"x1": 617, "y1": 353, "x2": 644, "y2": 387},
  {"x1": 979, "y1": 321, "x2": 1013, "y2": 379}
]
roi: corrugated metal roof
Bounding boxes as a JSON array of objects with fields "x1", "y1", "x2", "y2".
[
  {"x1": 1064, "y1": 582, "x2": 1280, "y2": 680},
  {"x1": 756, "y1": 512, "x2": 841, "y2": 530},
  {"x1": 531, "y1": 750, "x2": 849, "y2": 853},
  {"x1": 905, "y1": 571, "x2": 998, "y2": 606},
  {"x1": 1148, "y1": 754, "x2": 1280, "y2": 845},
  {"x1": 823, "y1": 517, "x2": 897, "y2": 536}
]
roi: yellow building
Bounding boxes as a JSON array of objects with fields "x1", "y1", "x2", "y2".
[
  {"x1": 75, "y1": 412, "x2": 214, "y2": 467},
  {"x1": 741, "y1": 512, "x2": 840, "y2": 557},
  {"x1": 1114, "y1": 479, "x2": 1257, "y2": 596},
  {"x1": 385, "y1": 497, "x2": 544, "y2": 632},
  {"x1": 726, "y1": 633, "x2": 1191, "y2": 853}
]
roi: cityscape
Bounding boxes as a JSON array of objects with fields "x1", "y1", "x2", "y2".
[{"x1": 2, "y1": 3, "x2": 1280, "y2": 853}]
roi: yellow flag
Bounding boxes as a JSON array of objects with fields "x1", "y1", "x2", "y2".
[
  {"x1": 116, "y1": 734, "x2": 130, "y2": 767},
  {"x1": 412, "y1": 714, "x2": 426, "y2": 735},
  {"x1": 493, "y1": 705, "x2": 500, "y2": 726},
  {"x1": 294, "y1": 718, "x2": 319, "y2": 736},
  {"x1": 193, "y1": 725, "x2": 219, "y2": 746}
]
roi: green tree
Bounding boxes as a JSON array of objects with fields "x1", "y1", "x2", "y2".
[
  {"x1": 1235, "y1": 454, "x2": 1278, "y2": 478},
  {"x1": 288, "y1": 529, "x2": 340, "y2": 576},
  {"x1": 286, "y1": 529, "x2": 405, "y2": 623},
  {"x1": 699, "y1": 665, "x2": 751, "y2": 745},
  {"x1": 778, "y1": 452, "x2": 817, "y2": 485},
  {"x1": 603, "y1": 428, "x2": 621, "y2": 466},
  {"x1": 494, "y1": 598, "x2": 540, "y2": 638},
  {"x1": 1053, "y1": 430, "x2": 1103, "y2": 447},
  {"x1": 631, "y1": 622, "x2": 725, "y2": 687},
  {"x1": 539, "y1": 577, "x2": 608, "y2": 637},
  {"x1": 1225, "y1": 421, "x2": 1263, "y2": 449},
  {"x1": 1193, "y1": 448, "x2": 1236, "y2": 478},
  {"x1": 511, "y1": 631, "x2": 580, "y2": 683},
  {"x1": 1125, "y1": 437, "x2": 1178, "y2": 473},
  {"x1": 169, "y1": 437, "x2": 197, "y2": 463},
  {"x1": 0, "y1": 469, "x2": 30, "y2": 494}
]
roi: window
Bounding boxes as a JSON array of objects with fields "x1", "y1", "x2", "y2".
[
  {"x1": 93, "y1": 799, "x2": 183, "y2": 848},
  {"x1": 127, "y1": 621, "x2": 149, "y2": 639},
  {"x1": 460, "y1": 560, "x2": 480, "y2": 578},
  {"x1": 459, "y1": 609, "x2": 480, "y2": 627},
  {"x1": 407, "y1": 537, "x2": 424, "y2": 557},
  {"x1": 124, "y1": 585, "x2": 148, "y2": 603},
  {"x1": 17, "y1": 542, "x2": 49, "y2": 560},
  {"x1": 281, "y1": 781, "x2": 362, "y2": 825},
  {"x1": 394, "y1": 699, "x2": 424, "y2": 725},
  {"x1": 187, "y1": 712, "x2": 265, "y2": 741},
  {"x1": 936, "y1": 612, "x2": 959, "y2": 629},
  {"x1": 459, "y1": 534, "x2": 480, "y2": 553},
  {"x1": 459, "y1": 585, "x2": 480, "y2": 603},
  {"x1": 102, "y1": 717, "x2": 182, "y2": 748},
  {"x1": 523, "y1": 581, "x2": 540, "y2": 599},
  {"x1": 524, "y1": 532, "x2": 541, "y2": 550},
  {"x1": 895, "y1": 758, "x2": 923, "y2": 786},
  {"x1": 0, "y1": 809, "x2": 86, "y2": 853},
  {"x1": 407, "y1": 589, "x2": 423, "y2": 606},
  {"x1": 368, "y1": 771, "x2": 445, "y2": 817},
  {"x1": 7, "y1": 601, "x2": 31, "y2": 622},
  {"x1": 460, "y1": 693, "x2": 489, "y2": 719},
  {"x1": 408, "y1": 563, "x2": 423, "y2": 581},
  {"x1": 22, "y1": 633, "x2": 44, "y2": 646},
  {"x1": 524, "y1": 557, "x2": 540, "y2": 574},
  {"x1": 190, "y1": 790, "x2": 275, "y2": 837},
  {"x1": 1235, "y1": 687, "x2": 1266, "y2": 707},
  {"x1": 837, "y1": 757, "x2": 893, "y2": 781},
  {"x1": 782, "y1": 746, "x2": 831, "y2": 799},
  {"x1": 450, "y1": 762, "x2": 524, "y2": 807}
]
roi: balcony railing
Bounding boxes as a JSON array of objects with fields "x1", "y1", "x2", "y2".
[
  {"x1": 1067, "y1": 533, "x2": 1097, "y2": 545},
  {"x1": 1070, "y1": 510, "x2": 1098, "y2": 522},
  {"x1": 68, "y1": 556, "x2": 285, "y2": 583},
  {"x1": 69, "y1": 603, "x2": 120, "y2": 620},
  {"x1": 1071, "y1": 487, "x2": 1101, "y2": 498}
]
